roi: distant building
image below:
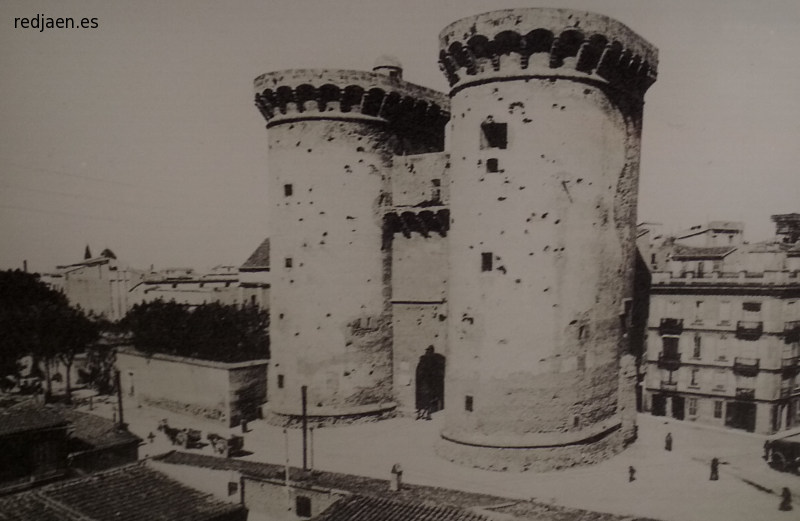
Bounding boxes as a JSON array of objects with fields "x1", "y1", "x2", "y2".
[
  {"x1": 51, "y1": 248, "x2": 144, "y2": 321},
  {"x1": 643, "y1": 215, "x2": 800, "y2": 434},
  {"x1": 238, "y1": 237, "x2": 270, "y2": 309},
  {"x1": 130, "y1": 265, "x2": 240, "y2": 308}
]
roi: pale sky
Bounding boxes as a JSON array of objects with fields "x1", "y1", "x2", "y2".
[{"x1": 1, "y1": 0, "x2": 799, "y2": 274}]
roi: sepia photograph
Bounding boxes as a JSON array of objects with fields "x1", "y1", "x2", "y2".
[{"x1": 1, "y1": 1, "x2": 799, "y2": 520}]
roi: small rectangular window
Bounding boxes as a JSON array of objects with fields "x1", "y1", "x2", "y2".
[
  {"x1": 480, "y1": 120, "x2": 507, "y2": 149},
  {"x1": 690, "y1": 369, "x2": 699, "y2": 386},
  {"x1": 465, "y1": 395, "x2": 473, "y2": 412},
  {"x1": 743, "y1": 302, "x2": 761, "y2": 313},
  {"x1": 284, "y1": 184, "x2": 293, "y2": 197},
  {"x1": 719, "y1": 301, "x2": 731, "y2": 323},
  {"x1": 277, "y1": 374, "x2": 284, "y2": 389},
  {"x1": 296, "y1": 496, "x2": 312, "y2": 518},
  {"x1": 694, "y1": 301, "x2": 704, "y2": 322},
  {"x1": 228, "y1": 481, "x2": 238, "y2": 496},
  {"x1": 486, "y1": 158, "x2": 499, "y2": 173},
  {"x1": 688, "y1": 398, "x2": 698, "y2": 416},
  {"x1": 693, "y1": 335, "x2": 702, "y2": 358},
  {"x1": 285, "y1": 257, "x2": 293, "y2": 268},
  {"x1": 714, "y1": 400, "x2": 723, "y2": 418},
  {"x1": 481, "y1": 252, "x2": 493, "y2": 272}
]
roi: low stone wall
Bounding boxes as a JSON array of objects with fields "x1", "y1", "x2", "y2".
[
  {"x1": 116, "y1": 348, "x2": 268, "y2": 427},
  {"x1": 435, "y1": 423, "x2": 625, "y2": 472}
]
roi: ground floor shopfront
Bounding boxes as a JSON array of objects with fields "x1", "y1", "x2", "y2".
[{"x1": 644, "y1": 390, "x2": 800, "y2": 435}]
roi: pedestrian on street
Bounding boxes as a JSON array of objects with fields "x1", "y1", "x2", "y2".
[
  {"x1": 779, "y1": 487, "x2": 792, "y2": 511},
  {"x1": 665, "y1": 432, "x2": 672, "y2": 451},
  {"x1": 710, "y1": 457, "x2": 719, "y2": 481},
  {"x1": 628, "y1": 465, "x2": 636, "y2": 482}
]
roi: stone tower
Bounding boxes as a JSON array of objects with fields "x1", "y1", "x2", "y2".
[
  {"x1": 436, "y1": 8, "x2": 658, "y2": 470},
  {"x1": 253, "y1": 67, "x2": 448, "y2": 420}
]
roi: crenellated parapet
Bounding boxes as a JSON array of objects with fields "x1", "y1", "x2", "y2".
[
  {"x1": 253, "y1": 69, "x2": 450, "y2": 135},
  {"x1": 439, "y1": 8, "x2": 658, "y2": 99}
]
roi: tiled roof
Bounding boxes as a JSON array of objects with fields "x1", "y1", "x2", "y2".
[
  {"x1": 0, "y1": 404, "x2": 68, "y2": 437},
  {"x1": 59, "y1": 408, "x2": 141, "y2": 450},
  {"x1": 0, "y1": 464, "x2": 246, "y2": 521},
  {"x1": 0, "y1": 492, "x2": 82, "y2": 521},
  {"x1": 240, "y1": 238, "x2": 270, "y2": 270},
  {"x1": 670, "y1": 244, "x2": 736, "y2": 260},
  {"x1": 316, "y1": 495, "x2": 489, "y2": 521}
]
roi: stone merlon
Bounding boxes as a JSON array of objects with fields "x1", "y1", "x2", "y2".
[
  {"x1": 253, "y1": 69, "x2": 450, "y2": 131},
  {"x1": 439, "y1": 8, "x2": 658, "y2": 97}
]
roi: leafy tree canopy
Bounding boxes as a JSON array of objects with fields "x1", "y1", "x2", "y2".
[
  {"x1": 120, "y1": 300, "x2": 269, "y2": 363},
  {"x1": 0, "y1": 270, "x2": 100, "y2": 398}
]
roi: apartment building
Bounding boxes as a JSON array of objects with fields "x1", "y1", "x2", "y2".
[{"x1": 643, "y1": 215, "x2": 800, "y2": 434}]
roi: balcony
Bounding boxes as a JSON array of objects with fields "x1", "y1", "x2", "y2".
[
  {"x1": 781, "y1": 356, "x2": 800, "y2": 378},
  {"x1": 659, "y1": 318, "x2": 684, "y2": 336},
  {"x1": 735, "y1": 388, "x2": 756, "y2": 401},
  {"x1": 660, "y1": 380, "x2": 678, "y2": 391},
  {"x1": 736, "y1": 321, "x2": 763, "y2": 340},
  {"x1": 733, "y1": 357, "x2": 760, "y2": 377},
  {"x1": 657, "y1": 352, "x2": 681, "y2": 371},
  {"x1": 784, "y1": 321, "x2": 800, "y2": 344}
]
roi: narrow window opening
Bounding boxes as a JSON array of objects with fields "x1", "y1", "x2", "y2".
[
  {"x1": 714, "y1": 401, "x2": 723, "y2": 418},
  {"x1": 480, "y1": 118, "x2": 507, "y2": 149},
  {"x1": 284, "y1": 184, "x2": 293, "y2": 197},
  {"x1": 296, "y1": 496, "x2": 312, "y2": 518},
  {"x1": 486, "y1": 158, "x2": 499, "y2": 173},
  {"x1": 481, "y1": 252, "x2": 493, "y2": 272},
  {"x1": 693, "y1": 334, "x2": 702, "y2": 358},
  {"x1": 277, "y1": 374, "x2": 285, "y2": 389},
  {"x1": 285, "y1": 257, "x2": 293, "y2": 268},
  {"x1": 465, "y1": 395, "x2": 473, "y2": 412}
]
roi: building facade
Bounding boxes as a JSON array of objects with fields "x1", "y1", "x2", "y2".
[
  {"x1": 254, "y1": 7, "x2": 658, "y2": 470},
  {"x1": 643, "y1": 216, "x2": 800, "y2": 434}
]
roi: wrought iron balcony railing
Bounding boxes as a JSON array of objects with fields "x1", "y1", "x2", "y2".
[
  {"x1": 659, "y1": 318, "x2": 684, "y2": 336},
  {"x1": 733, "y1": 357, "x2": 760, "y2": 377},
  {"x1": 735, "y1": 388, "x2": 756, "y2": 400},
  {"x1": 784, "y1": 321, "x2": 800, "y2": 344},
  {"x1": 660, "y1": 380, "x2": 678, "y2": 391},
  {"x1": 736, "y1": 321, "x2": 763, "y2": 340},
  {"x1": 657, "y1": 352, "x2": 681, "y2": 371},
  {"x1": 781, "y1": 356, "x2": 799, "y2": 378}
]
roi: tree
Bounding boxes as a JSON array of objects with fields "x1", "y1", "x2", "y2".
[
  {"x1": 120, "y1": 300, "x2": 269, "y2": 363},
  {"x1": 58, "y1": 307, "x2": 100, "y2": 403},
  {"x1": 0, "y1": 270, "x2": 100, "y2": 401}
]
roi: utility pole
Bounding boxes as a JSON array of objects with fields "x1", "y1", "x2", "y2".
[
  {"x1": 301, "y1": 385, "x2": 308, "y2": 471},
  {"x1": 283, "y1": 428, "x2": 291, "y2": 511},
  {"x1": 115, "y1": 370, "x2": 125, "y2": 430}
]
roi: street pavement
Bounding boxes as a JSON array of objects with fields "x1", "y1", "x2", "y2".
[{"x1": 79, "y1": 398, "x2": 800, "y2": 521}]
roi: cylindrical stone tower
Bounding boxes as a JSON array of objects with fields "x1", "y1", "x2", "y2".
[
  {"x1": 436, "y1": 8, "x2": 658, "y2": 470},
  {"x1": 253, "y1": 67, "x2": 448, "y2": 421}
]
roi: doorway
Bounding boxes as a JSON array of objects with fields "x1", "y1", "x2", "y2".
[{"x1": 415, "y1": 347, "x2": 445, "y2": 413}]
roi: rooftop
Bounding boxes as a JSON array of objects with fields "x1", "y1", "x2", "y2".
[
  {"x1": 670, "y1": 245, "x2": 736, "y2": 260},
  {"x1": 240, "y1": 237, "x2": 270, "y2": 271},
  {"x1": 59, "y1": 408, "x2": 141, "y2": 450},
  {"x1": 0, "y1": 464, "x2": 246, "y2": 521},
  {"x1": 316, "y1": 494, "x2": 489, "y2": 521},
  {"x1": 0, "y1": 403, "x2": 69, "y2": 438}
]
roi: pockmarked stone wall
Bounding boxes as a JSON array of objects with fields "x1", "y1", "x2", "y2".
[
  {"x1": 437, "y1": 7, "x2": 658, "y2": 470},
  {"x1": 254, "y1": 69, "x2": 449, "y2": 420}
]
